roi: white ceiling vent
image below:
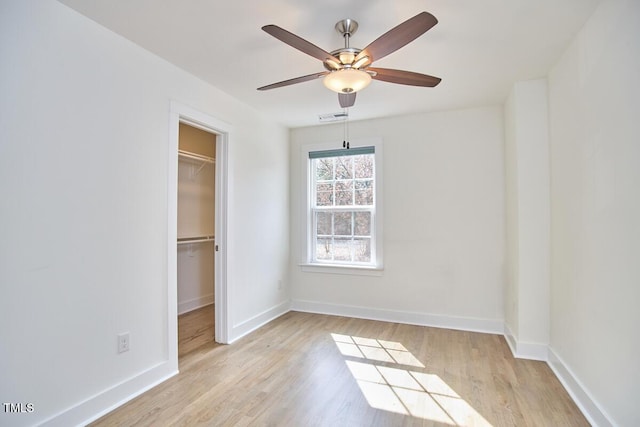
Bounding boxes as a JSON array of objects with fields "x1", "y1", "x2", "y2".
[{"x1": 318, "y1": 111, "x2": 348, "y2": 123}]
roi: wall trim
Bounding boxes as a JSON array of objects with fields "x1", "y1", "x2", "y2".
[
  {"x1": 41, "y1": 361, "x2": 178, "y2": 427},
  {"x1": 547, "y1": 348, "x2": 614, "y2": 427},
  {"x1": 229, "y1": 300, "x2": 291, "y2": 343},
  {"x1": 290, "y1": 299, "x2": 504, "y2": 334},
  {"x1": 178, "y1": 295, "x2": 214, "y2": 315},
  {"x1": 504, "y1": 324, "x2": 549, "y2": 361}
]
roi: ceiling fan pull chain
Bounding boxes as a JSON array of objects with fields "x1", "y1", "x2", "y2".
[
  {"x1": 347, "y1": 108, "x2": 350, "y2": 148},
  {"x1": 343, "y1": 108, "x2": 347, "y2": 148},
  {"x1": 342, "y1": 107, "x2": 350, "y2": 149}
]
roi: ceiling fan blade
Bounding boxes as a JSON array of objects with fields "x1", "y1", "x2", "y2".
[
  {"x1": 355, "y1": 12, "x2": 437, "y2": 64},
  {"x1": 257, "y1": 71, "x2": 329, "y2": 91},
  {"x1": 262, "y1": 25, "x2": 341, "y2": 65},
  {"x1": 369, "y1": 67, "x2": 441, "y2": 87},
  {"x1": 338, "y1": 92, "x2": 356, "y2": 108}
]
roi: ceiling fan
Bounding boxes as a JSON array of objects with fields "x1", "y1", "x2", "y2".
[{"x1": 257, "y1": 12, "x2": 442, "y2": 108}]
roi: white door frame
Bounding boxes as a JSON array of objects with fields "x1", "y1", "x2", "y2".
[{"x1": 168, "y1": 101, "x2": 231, "y2": 370}]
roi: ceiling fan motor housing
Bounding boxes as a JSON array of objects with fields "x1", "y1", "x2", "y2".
[{"x1": 323, "y1": 48, "x2": 363, "y2": 71}]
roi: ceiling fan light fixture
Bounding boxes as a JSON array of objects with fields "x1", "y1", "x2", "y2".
[
  {"x1": 325, "y1": 58, "x2": 342, "y2": 70},
  {"x1": 338, "y1": 51, "x2": 356, "y2": 65},
  {"x1": 352, "y1": 55, "x2": 371, "y2": 69},
  {"x1": 323, "y1": 69, "x2": 372, "y2": 93}
]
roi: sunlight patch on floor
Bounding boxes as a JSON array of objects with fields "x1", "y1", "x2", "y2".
[
  {"x1": 332, "y1": 333, "x2": 492, "y2": 426},
  {"x1": 331, "y1": 333, "x2": 425, "y2": 367}
]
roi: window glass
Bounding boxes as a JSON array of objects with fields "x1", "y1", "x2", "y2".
[{"x1": 310, "y1": 150, "x2": 376, "y2": 266}]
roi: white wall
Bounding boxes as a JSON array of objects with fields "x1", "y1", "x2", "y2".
[
  {"x1": 503, "y1": 79, "x2": 551, "y2": 360},
  {"x1": 177, "y1": 242, "x2": 215, "y2": 313},
  {"x1": 547, "y1": 0, "x2": 640, "y2": 425},
  {"x1": 290, "y1": 107, "x2": 505, "y2": 331},
  {"x1": 0, "y1": 1, "x2": 289, "y2": 426}
]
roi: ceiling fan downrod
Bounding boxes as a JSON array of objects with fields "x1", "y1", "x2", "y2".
[{"x1": 335, "y1": 19, "x2": 358, "y2": 49}]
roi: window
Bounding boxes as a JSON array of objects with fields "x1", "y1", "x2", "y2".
[{"x1": 302, "y1": 139, "x2": 383, "y2": 272}]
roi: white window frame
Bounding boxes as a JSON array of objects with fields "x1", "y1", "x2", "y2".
[{"x1": 300, "y1": 138, "x2": 384, "y2": 276}]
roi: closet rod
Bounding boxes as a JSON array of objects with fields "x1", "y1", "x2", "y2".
[
  {"x1": 177, "y1": 236, "x2": 215, "y2": 245},
  {"x1": 178, "y1": 149, "x2": 215, "y2": 164}
]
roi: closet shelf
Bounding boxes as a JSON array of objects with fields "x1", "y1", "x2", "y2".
[{"x1": 177, "y1": 235, "x2": 215, "y2": 245}]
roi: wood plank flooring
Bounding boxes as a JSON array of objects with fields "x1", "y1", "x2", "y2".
[
  {"x1": 178, "y1": 305, "x2": 215, "y2": 358},
  {"x1": 91, "y1": 310, "x2": 589, "y2": 426}
]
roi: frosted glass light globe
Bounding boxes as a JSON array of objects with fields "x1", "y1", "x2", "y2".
[{"x1": 323, "y1": 69, "x2": 372, "y2": 93}]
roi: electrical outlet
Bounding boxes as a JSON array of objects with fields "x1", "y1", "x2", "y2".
[{"x1": 117, "y1": 332, "x2": 130, "y2": 353}]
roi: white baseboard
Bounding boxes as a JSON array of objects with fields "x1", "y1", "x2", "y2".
[
  {"x1": 229, "y1": 300, "x2": 291, "y2": 343},
  {"x1": 547, "y1": 348, "x2": 614, "y2": 427},
  {"x1": 290, "y1": 299, "x2": 504, "y2": 334},
  {"x1": 178, "y1": 293, "x2": 214, "y2": 315},
  {"x1": 40, "y1": 360, "x2": 178, "y2": 427},
  {"x1": 503, "y1": 324, "x2": 549, "y2": 361}
]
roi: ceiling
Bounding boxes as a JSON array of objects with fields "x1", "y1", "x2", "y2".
[{"x1": 58, "y1": 0, "x2": 600, "y2": 128}]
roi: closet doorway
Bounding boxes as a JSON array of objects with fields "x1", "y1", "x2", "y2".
[
  {"x1": 168, "y1": 102, "x2": 229, "y2": 369},
  {"x1": 177, "y1": 122, "x2": 217, "y2": 357}
]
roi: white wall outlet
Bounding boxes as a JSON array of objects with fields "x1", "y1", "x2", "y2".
[{"x1": 117, "y1": 332, "x2": 130, "y2": 353}]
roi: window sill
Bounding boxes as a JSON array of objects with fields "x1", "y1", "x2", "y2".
[{"x1": 299, "y1": 263, "x2": 384, "y2": 276}]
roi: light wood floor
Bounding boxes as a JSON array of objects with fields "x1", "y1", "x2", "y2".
[
  {"x1": 178, "y1": 305, "x2": 215, "y2": 358},
  {"x1": 91, "y1": 309, "x2": 588, "y2": 426}
]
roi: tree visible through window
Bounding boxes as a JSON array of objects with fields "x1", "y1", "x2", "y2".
[{"x1": 310, "y1": 148, "x2": 376, "y2": 265}]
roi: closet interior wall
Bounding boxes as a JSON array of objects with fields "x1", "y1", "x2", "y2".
[{"x1": 177, "y1": 123, "x2": 216, "y2": 315}]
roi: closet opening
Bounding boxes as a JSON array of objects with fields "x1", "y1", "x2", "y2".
[
  {"x1": 177, "y1": 122, "x2": 216, "y2": 358},
  {"x1": 168, "y1": 101, "x2": 229, "y2": 370}
]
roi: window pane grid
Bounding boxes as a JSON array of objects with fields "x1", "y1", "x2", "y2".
[
  {"x1": 313, "y1": 156, "x2": 375, "y2": 209},
  {"x1": 311, "y1": 152, "x2": 375, "y2": 266}
]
